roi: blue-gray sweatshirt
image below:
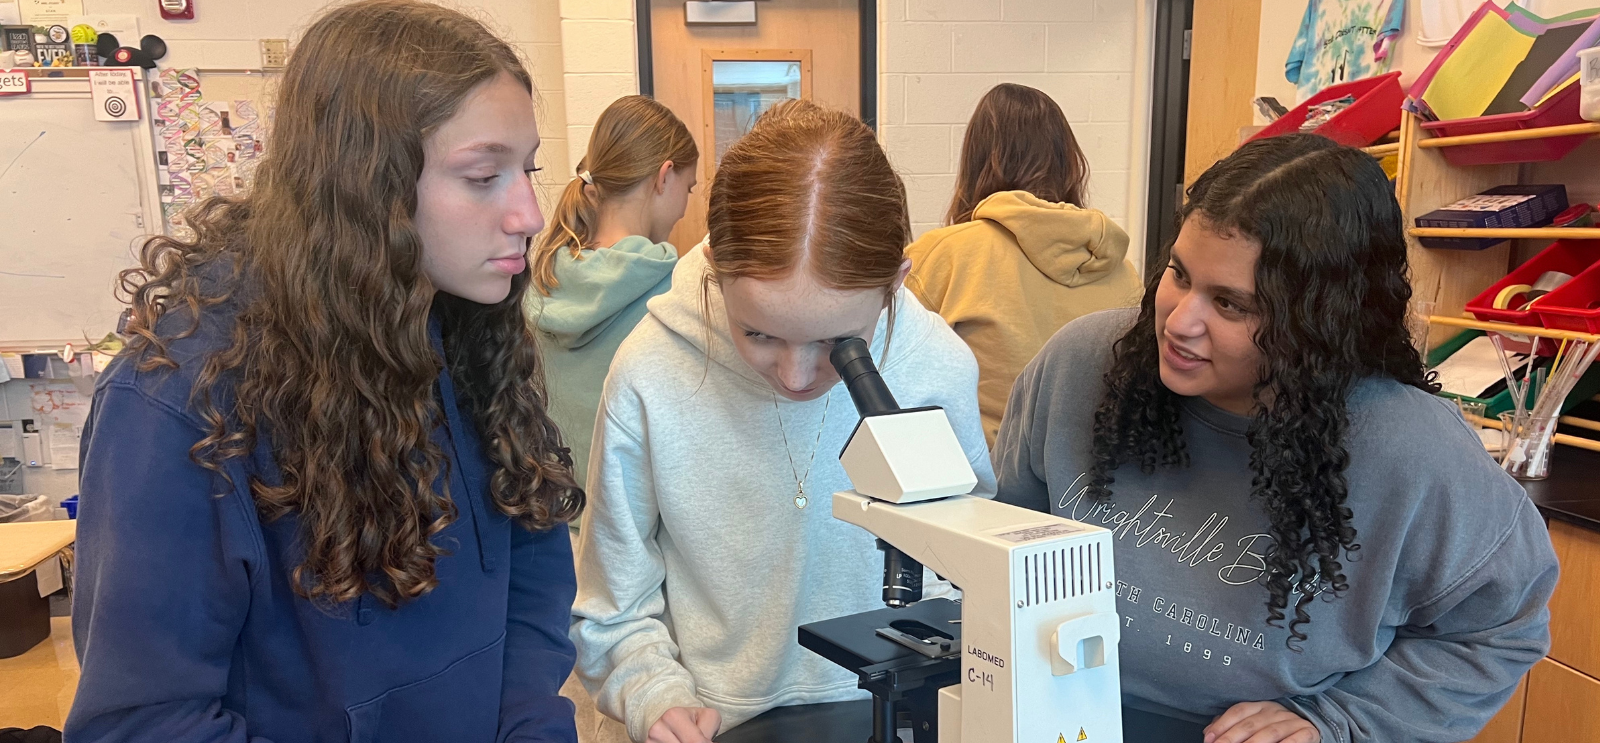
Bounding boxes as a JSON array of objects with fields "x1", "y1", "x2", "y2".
[
  {"x1": 526, "y1": 236, "x2": 677, "y2": 489},
  {"x1": 995, "y1": 309, "x2": 1559, "y2": 743},
  {"x1": 66, "y1": 289, "x2": 579, "y2": 743}
]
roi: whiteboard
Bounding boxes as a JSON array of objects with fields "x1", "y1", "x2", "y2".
[{"x1": 0, "y1": 76, "x2": 159, "y2": 350}]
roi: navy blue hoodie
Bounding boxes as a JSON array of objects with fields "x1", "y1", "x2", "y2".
[{"x1": 66, "y1": 289, "x2": 579, "y2": 743}]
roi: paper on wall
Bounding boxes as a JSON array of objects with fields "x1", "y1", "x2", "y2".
[
  {"x1": 0, "y1": 424, "x2": 18, "y2": 460},
  {"x1": 18, "y1": 0, "x2": 80, "y2": 25},
  {"x1": 66, "y1": 14, "x2": 138, "y2": 40},
  {"x1": 49, "y1": 419, "x2": 78, "y2": 470},
  {"x1": 30, "y1": 381, "x2": 89, "y2": 426},
  {"x1": 0, "y1": 2, "x2": 22, "y2": 25}
]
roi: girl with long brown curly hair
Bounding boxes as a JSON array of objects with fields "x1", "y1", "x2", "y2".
[{"x1": 65, "y1": 2, "x2": 583, "y2": 741}]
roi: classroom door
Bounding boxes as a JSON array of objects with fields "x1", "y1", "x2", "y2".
[{"x1": 648, "y1": 0, "x2": 861, "y2": 253}]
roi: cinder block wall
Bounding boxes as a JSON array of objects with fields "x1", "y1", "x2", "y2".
[{"x1": 879, "y1": 0, "x2": 1141, "y2": 242}]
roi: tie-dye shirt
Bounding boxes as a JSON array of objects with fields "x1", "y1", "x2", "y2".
[{"x1": 1286, "y1": 0, "x2": 1406, "y2": 101}]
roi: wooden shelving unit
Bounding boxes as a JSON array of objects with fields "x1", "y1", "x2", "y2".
[
  {"x1": 1427, "y1": 315, "x2": 1600, "y2": 344},
  {"x1": 1399, "y1": 111, "x2": 1600, "y2": 743},
  {"x1": 1415, "y1": 121, "x2": 1600, "y2": 149},
  {"x1": 1403, "y1": 123, "x2": 1600, "y2": 248},
  {"x1": 1360, "y1": 142, "x2": 1400, "y2": 157},
  {"x1": 1395, "y1": 111, "x2": 1600, "y2": 453},
  {"x1": 1410, "y1": 227, "x2": 1600, "y2": 240}
]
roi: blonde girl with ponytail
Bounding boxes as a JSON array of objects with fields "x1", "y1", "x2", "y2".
[{"x1": 528, "y1": 95, "x2": 697, "y2": 488}]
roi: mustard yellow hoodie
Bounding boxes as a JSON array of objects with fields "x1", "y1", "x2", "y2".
[{"x1": 907, "y1": 190, "x2": 1142, "y2": 445}]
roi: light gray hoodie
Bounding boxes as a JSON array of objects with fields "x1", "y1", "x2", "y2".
[
  {"x1": 996, "y1": 309, "x2": 1560, "y2": 743},
  {"x1": 570, "y1": 244, "x2": 996, "y2": 742}
]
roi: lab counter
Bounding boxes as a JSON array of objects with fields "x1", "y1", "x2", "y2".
[
  {"x1": 715, "y1": 701, "x2": 1206, "y2": 743},
  {"x1": 1523, "y1": 444, "x2": 1600, "y2": 532}
]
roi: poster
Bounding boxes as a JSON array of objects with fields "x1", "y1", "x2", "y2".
[
  {"x1": 30, "y1": 380, "x2": 89, "y2": 426},
  {"x1": 29, "y1": 381, "x2": 87, "y2": 471},
  {"x1": 17, "y1": 0, "x2": 80, "y2": 26},
  {"x1": 90, "y1": 67, "x2": 138, "y2": 121}
]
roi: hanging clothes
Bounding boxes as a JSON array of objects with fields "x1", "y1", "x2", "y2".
[{"x1": 1286, "y1": 0, "x2": 1408, "y2": 102}]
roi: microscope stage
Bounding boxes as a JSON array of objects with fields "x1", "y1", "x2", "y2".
[{"x1": 799, "y1": 598, "x2": 962, "y2": 686}]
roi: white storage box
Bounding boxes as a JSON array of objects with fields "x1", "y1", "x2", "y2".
[{"x1": 1582, "y1": 48, "x2": 1600, "y2": 123}]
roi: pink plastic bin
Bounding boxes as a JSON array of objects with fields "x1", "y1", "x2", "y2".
[
  {"x1": 1418, "y1": 83, "x2": 1588, "y2": 166},
  {"x1": 1247, "y1": 72, "x2": 1404, "y2": 148},
  {"x1": 1467, "y1": 240, "x2": 1600, "y2": 327},
  {"x1": 1536, "y1": 260, "x2": 1600, "y2": 333}
]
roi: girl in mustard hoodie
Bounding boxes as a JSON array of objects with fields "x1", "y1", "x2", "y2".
[{"x1": 906, "y1": 83, "x2": 1142, "y2": 445}]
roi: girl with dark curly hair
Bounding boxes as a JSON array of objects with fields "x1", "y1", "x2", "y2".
[
  {"x1": 995, "y1": 134, "x2": 1557, "y2": 743},
  {"x1": 66, "y1": 2, "x2": 582, "y2": 741}
]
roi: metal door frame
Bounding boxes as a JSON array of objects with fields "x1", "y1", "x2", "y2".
[
  {"x1": 634, "y1": 0, "x2": 878, "y2": 129},
  {"x1": 1143, "y1": 0, "x2": 1194, "y2": 269}
]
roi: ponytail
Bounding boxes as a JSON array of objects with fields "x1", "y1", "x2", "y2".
[
  {"x1": 531, "y1": 168, "x2": 600, "y2": 294},
  {"x1": 530, "y1": 95, "x2": 697, "y2": 295}
]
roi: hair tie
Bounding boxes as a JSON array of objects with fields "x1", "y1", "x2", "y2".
[{"x1": 578, "y1": 170, "x2": 594, "y2": 186}]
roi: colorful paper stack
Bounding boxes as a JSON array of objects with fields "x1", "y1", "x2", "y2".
[{"x1": 1409, "y1": 2, "x2": 1600, "y2": 122}]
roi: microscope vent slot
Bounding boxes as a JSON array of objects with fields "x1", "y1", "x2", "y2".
[{"x1": 1022, "y1": 542, "x2": 1103, "y2": 607}]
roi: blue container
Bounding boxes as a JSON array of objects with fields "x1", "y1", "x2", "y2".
[{"x1": 61, "y1": 494, "x2": 78, "y2": 519}]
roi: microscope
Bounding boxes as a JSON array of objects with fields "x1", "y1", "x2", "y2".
[{"x1": 799, "y1": 339, "x2": 1122, "y2": 743}]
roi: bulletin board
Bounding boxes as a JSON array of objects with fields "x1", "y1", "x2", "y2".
[{"x1": 150, "y1": 68, "x2": 274, "y2": 240}]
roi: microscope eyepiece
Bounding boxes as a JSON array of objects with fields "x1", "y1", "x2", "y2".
[
  {"x1": 832, "y1": 339, "x2": 925, "y2": 609},
  {"x1": 830, "y1": 337, "x2": 899, "y2": 418}
]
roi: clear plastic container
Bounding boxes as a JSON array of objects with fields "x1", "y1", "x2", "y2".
[
  {"x1": 1500, "y1": 411, "x2": 1558, "y2": 480},
  {"x1": 1582, "y1": 48, "x2": 1600, "y2": 123}
]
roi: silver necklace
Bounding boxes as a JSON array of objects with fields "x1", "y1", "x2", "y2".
[{"x1": 772, "y1": 388, "x2": 831, "y2": 509}]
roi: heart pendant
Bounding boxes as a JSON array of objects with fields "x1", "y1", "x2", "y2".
[{"x1": 795, "y1": 493, "x2": 808, "y2": 509}]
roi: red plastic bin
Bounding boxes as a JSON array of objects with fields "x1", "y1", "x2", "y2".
[
  {"x1": 1246, "y1": 72, "x2": 1403, "y2": 148},
  {"x1": 1467, "y1": 240, "x2": 1600, "y2": 327},
  {"x1": 1536, "y1": 261, "x2": 1600, "y2": 333},
  {"x1": 1418, "y1": 83, "x2": 1587, "y2": 166}
]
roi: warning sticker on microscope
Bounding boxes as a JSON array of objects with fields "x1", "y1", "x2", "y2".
[{"x1": 992, "y1": 523, "x2": 1085, "y2": 543}]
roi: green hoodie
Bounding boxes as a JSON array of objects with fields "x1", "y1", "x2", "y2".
[{"x1": 526, "y1": 235, "x2": 677, "y2": 489}]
